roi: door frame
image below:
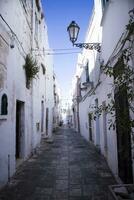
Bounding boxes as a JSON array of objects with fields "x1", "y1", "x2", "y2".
[
  {"x1": 114, "y1": 60, "x2": 133, "y2": 183},
  {"x1": 16, "y1": 100, "x2": 25, "y2": 159}
]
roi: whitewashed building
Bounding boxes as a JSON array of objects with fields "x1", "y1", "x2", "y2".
[
  {"x1": 72, "y1": 0, "x2": 134, "y2": 184},
  {"x1": 53, "y1": 74, "x2": 62, "y2": 131},
  {"x1": 0, "y1": 0, "x2": 54, "y2": 187}
]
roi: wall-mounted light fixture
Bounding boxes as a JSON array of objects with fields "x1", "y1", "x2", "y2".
[{"x1": 67, "y1": 21, "x2": 101, "y2": 52}]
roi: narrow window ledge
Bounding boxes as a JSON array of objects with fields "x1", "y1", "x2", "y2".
[{"x1": 0, "y1": 115, "x2": 8, "y2": 120}]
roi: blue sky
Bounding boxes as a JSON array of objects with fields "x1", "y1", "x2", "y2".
[{"x1": 41, "y1": 0, "x2": 94, "y2": 99}]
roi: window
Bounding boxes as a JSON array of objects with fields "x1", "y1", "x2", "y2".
[
  {"x1": 101, "y1": 0, "x2": 109, "y2": 8},
  {"x1": 41, "y1": 64, "x2": 46, "y2": 75},
  {"x1": 1, "y1": 94, "x2": 8, "y2": 115},
  {"x1": 95, "y1": 98, "x2": 100, "y2": 146},
  {"x1": 78, "y1": 82, "x2": 81, "y2": 98},
  {"x1": 88, "y1": 113, "x2": 93, "y2": 141},
  {"x1": 35, "y1": 13, "x2": 38, "y2": 39},
  {"x1": 102, "y1": 101, "x2": 107, "y2": 154},
  {"x1": 36, "y1": 122, "x2": 40, "y2": 131},
  {"x1": 85, "y1": 62, "x2": 90, "y2": 83}
]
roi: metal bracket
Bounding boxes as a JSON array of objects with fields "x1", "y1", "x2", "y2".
[{"x1": 74, "y1": 43, "x2": 101, "y2": 52}]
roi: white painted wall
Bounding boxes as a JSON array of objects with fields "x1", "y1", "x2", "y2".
[
  {"x1": 45, "y1": 54, "x2": 54, "y2": 137},
  {"x1": 72, "y1": 0, "x2": 134, "y2": 180},
  {"x1": 0, "y1": 0, "x2": 54, "y2": 187},
  {"x1": 101, "y1": 0, "x2": 134, "y2": 64},
  {"x1": 0, "y1": 0, "x2": 32, "y2": 186},
  {"x1": 53, "y1": 74, "x2": 62, "y2": 130}
]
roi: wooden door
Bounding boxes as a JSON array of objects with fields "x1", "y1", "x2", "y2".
[{"x1": 115, "y1": 89, "x2": 133, "y2": 183}]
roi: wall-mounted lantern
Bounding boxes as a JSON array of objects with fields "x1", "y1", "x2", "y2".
[{"x1": 67, "y1": 21, "x2": 101, "y2": 52}]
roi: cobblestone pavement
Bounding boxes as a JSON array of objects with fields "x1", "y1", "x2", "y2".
[{"x1": 0, "y1": 127, "x2": 116, "y2": 200}]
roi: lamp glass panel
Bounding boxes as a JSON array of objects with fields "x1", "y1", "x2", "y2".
[
  {"x1": 74, "y1": 26, "x2": 79, "y2": 41},
  {"x1": 69, "y1": 26, "x2": 76, "y2": 43},
  {"x1": 67, "y1": 21, "x2": 80, "y2": 43}
]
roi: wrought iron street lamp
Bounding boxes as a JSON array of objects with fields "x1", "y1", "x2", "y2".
[{"x1": 67, "y1": 21, "x2": 101, "y2": 52}]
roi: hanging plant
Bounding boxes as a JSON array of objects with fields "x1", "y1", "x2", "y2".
[{"x1": 23, "y1": 54, "x2": 39, "y2": 89}]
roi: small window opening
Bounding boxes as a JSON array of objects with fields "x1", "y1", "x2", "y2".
[
  {"x1": 1, "y1": 94, "x2": 8, "y2": 115},
  {"x1": 85, "y1": 62, "x2": 90, "y2": 83},
  {"x1": 41, "y1": 64, "x2": 46, "y2": 75},
  {"x1": 101, "y1": 0, "x2": 109, "y2": 8}
]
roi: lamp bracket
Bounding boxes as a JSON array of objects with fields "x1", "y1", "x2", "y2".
[{"x1": 73, "y1": 43, "x2": 101, "y2": 52}]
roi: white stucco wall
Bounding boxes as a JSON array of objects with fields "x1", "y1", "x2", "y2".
[
  {"x1": 45, "y1": 54, "x2": 54, "y2": 137},
  {"x1": 99, "y1": 0, "x2": 134, "y2": 178},
  {"x1": 73, "y1": 0, "x2": 134, "y2": 179},
  {"x1": 101, "y1": 0, "x2": 134, "y2": 64},
  {"x1": 0, "y1": 0, "x2": 54, "y2": 187},
  {"x1": 0, "y1": 0, "x2": 32, "y2": 186}
]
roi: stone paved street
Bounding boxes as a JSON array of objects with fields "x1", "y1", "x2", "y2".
[{"x1": 0, "y1": 128, "x2": 116, "y2": 200}]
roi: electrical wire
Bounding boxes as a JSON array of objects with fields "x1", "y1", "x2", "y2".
[
  {"x1": 32, "y1": 48, "x2": 79, "y2": 52},
  {"x1": 46, "y1": 52, "x2": 81, "y2": 55},
  {"x1": 35, "y1": 51, "x2": 81, "y2": 56},
  {"x1": 0, "y1": 14, "x2": 80, "y2": 57},
  {"x1": 45, "y1": 48, "x2": 79, "y2": 51},
  {"x1": 0, "y1": 33, "x2": 9, "y2": 46},
  {"x1": 0, "y1": 14, "x2": 26, "y2": 56},
  {"x1": 0, "y1": 14, "x2": 13, "y2": 34}
]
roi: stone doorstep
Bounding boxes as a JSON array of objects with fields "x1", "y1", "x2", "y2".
[
  {"x1": 45, "y1": 137, "x2": 54, "y2": 144},
  {"x1": 109, "y1": 184, "x2": 134, "y2": 200},
  {"x1": 69, "y1": 188, "x2": 82, "y2": 196},
  {"x1": 99, "y1": 172, "x2": 112, "y2": 178},
  {"x1": 16, "y1": 158, "x2": 24, "y2": 168}
]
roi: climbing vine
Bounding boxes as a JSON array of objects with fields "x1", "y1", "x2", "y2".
[
  {"x1": 93, "y1": 9, "x2": 134, "y2": 133},
  {"x1": 23, "y1": 54, "x2": 39, "y2": 89}
]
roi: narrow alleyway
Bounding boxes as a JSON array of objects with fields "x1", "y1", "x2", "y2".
[{"x1": 0, "y1": 128, "x2": 116, "y2": 200}]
